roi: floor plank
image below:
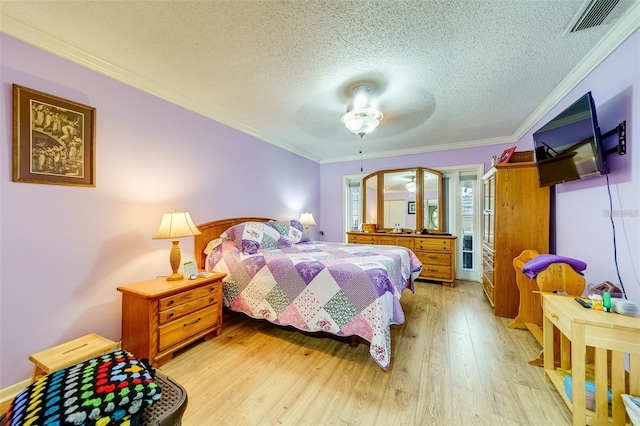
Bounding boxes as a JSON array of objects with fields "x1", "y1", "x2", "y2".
[{"x1": 159, "y1": 280, "x2": 572, "y2": 425}]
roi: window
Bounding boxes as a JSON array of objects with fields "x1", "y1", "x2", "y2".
[{"x1": 347, "y1": 178, "x2": 361, "y2": 231}]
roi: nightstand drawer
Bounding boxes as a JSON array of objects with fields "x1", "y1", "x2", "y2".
[
  {"x1": 159, "y1": 306, "x2": 219, "y2": 351},
  {"x1": 159, "y1": 283, "x2": 219, "y2": 311},
  {"x1": 415, "y1": 238, "x2": 451, "y2": 251},
  {"x1": 416, "y1": 251, "x2": 450, "y2": 266},
  {"x1": 159, "y1": 293, "x2": 220, "y2": 325}
]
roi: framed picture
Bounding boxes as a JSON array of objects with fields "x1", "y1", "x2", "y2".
[
  {"x1": 408, "y1": 201, "x2": 416, "y2": 214},
  {"x1": 13, "y1": 84, "x2": 96, "y2": 187},
  {"x1": 497, "y1": 146, "x2": 516, "y2": 164}
]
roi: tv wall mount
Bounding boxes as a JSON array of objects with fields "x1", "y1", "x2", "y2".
[{"x1": 602, "y1": 120, "x2": 626, "y2": 156}]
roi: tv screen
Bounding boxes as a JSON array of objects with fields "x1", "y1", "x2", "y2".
[{"x1": 533, "y1": 92, "x2": 607, "y2": 187}]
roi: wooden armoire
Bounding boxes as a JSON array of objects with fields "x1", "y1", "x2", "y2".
[{"x1": 481, "y1": 154, "x2": 550, "y2": 318}]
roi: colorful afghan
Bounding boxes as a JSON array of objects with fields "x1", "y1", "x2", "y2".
[{"x1": 5, "y1": 350, "x2": 161, "y2": 426}]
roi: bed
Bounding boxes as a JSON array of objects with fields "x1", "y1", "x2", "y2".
[{"x1": 194, "y1": 217, "x2": 422, "y2": 369}]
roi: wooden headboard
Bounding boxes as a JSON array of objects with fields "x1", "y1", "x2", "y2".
[{"x1": 194, "y1": 217, "x2": 273, "y2": 269}]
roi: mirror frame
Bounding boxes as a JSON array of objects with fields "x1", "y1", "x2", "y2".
[{"x1": 362, "y1": 167, "x2": 443, "y2": 232}]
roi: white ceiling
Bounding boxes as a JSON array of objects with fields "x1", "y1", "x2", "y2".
[{"x1": 1, "y1": 1, "x2": 639, "y2": 163}]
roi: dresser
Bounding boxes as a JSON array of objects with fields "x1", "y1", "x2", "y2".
[
  {"x1": 481, "y1": 158, "x2": 550, "y2": 318},
  {"x1": 117, "y1": 271, "x2": 226, "y2": 367},
  {"x1": 346, "y1": 232, "x2": 457, "y2": 286}
]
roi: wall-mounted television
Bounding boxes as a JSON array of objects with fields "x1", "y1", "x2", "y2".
[{"x1": 533, "y1": 92, "x2": 608, "y2": 187}]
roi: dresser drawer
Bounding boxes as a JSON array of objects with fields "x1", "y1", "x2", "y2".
[
  {"x1": 394, "y1": 238, "x2": 414, "y2": 250},
  {"x1": 350, "y1": 235, "x2": 378, "y2": 244},
  {"x1": 415, "y1": 238, "x2": 451, "y2": 251},
  {"x1": 159, "y1": 305, "x2": 219, "y2": 351},
  {"x1": 159, "y1": 283, "x2": 220, "y2": 311},
  {"x1": 419, "y1": 264, "x2": 451, "y2": 280},
  {"x1": 416, "y1": 251, "x2": 450, "y2": 266},
  {"x1": 482, "y1": 274, "x2": 494, "y2": 306},
  {"x1": 378, "y1": 236, "x2": 396, "y2": 245},
  {"x1": 482, "y1": 249, "x2": 494, "y2": 270},
  {"x1": 159, "y1": 292, "x2": 220, "y2": 325}
]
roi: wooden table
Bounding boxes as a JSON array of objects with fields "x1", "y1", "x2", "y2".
[{"x1": 542, "y1": 293, "x2": 640, "y2": 425}]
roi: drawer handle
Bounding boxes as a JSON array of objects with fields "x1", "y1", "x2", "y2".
[
  {"x1": 550, "y1": 313, "x2": 558, "y2": 320},
  {"x1": 209, "y1": 286, "x2": 216, "y2": 291},
  {"x1": 168, "y1": 300, "x2": 175, "y2": 305},
  {"x1": 169, "y1": 312, "x2": 174, "y2": 318},
  {"x1": 184, "y1": 318, "x2": 201, "y2": 327},
  {"x1": 209, "y1": 297, "x2": 216, "y2": 303},
  {"x1": 428, "y1": 268, "x2": 438, "y2": 272},
  {"x1": 428, "y1": 255, "x2": 438, "y2": 259}
]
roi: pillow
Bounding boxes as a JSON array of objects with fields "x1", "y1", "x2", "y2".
[
  {"x1": 221, "y1": 221, "x2": 290, "y2": 254},
  {"x1": 204, "y1": 237, "x2": 224, "y2": 256},
  {"x1": 268, "y1": 219, "x2": 310, "y2": 244}
]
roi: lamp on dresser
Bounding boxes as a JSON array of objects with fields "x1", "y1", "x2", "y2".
[{"x1": 153, "y1": 210, "x2": 201, "y2": 281}]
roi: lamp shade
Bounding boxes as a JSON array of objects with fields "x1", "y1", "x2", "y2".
[
  {"x1": 299, "y1": 212, "x2": 316, "y2": 227},
  {"x1": 153, "y1": 210, "x2": 201, "y2": 239},
  {"x1": 341, "y1": 107, "x2": 383, "y2": 137}
]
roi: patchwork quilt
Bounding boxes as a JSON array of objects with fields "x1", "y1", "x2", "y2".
[{"x1": 207, "y1": 240, "x2": 422, "y2": 369}]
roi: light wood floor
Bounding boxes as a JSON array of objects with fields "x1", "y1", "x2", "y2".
[{"x1": 159, "y1": 280, "x2": 572, "y2": 425}]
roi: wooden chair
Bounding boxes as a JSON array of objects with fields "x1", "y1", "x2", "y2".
[{"x1": 509, "y1": 250, "x2": 586, "y2": 366}]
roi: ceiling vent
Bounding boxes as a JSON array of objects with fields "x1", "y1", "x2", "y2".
[{"x1": 568, "y1": 0, "x2": 620, "y2": 32}]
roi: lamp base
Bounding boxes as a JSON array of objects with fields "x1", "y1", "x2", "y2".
[{"x1": 166, "y1": 272, "x2": 184, "y2": 281}]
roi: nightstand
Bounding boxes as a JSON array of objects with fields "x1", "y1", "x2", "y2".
[{"x1": 117, "y1": 271, "x2": 226, "y2": 367}]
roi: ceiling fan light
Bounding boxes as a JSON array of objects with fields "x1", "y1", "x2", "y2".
[
  {"x1": 406, "y1": 181, "x2": 416, "y2": 192},
  {"x1": 341, "y1": 107, "x2": 383, "y2": 137}
]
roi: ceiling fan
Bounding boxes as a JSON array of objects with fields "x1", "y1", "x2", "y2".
[{"x1": 294, "y1": 73, "x2": 437, "y2": 141}]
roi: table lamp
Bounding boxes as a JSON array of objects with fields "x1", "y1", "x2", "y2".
[
  {"x1": 299, "y1": 212, "x2": 316, "y2": 234},
  {"x1": 153, "y1": 210, "x2": 201, "y2": 281}
]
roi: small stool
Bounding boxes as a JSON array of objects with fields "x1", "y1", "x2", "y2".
[{"x1": 28, "y1": 333, "x2": 118, "y2": 382}]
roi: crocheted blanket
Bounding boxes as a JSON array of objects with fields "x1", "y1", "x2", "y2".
[{"x1": 5, "y1": 349, "x2": 161, "y2": 426}]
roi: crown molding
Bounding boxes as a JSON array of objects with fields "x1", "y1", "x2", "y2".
[
  {"x1": 513, "y1": 2, "x2": 640, "y2": 140},
  {"x1": 0, "y1": 13, "x2": 321, "y2": 164},
  {"x1": 3, "y1": 4, "x2": 638, "y2": 166}
]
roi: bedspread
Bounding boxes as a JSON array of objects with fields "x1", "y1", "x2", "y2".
[{"x1": 206, "y1": 240, "x2": 422, "y2": 369}]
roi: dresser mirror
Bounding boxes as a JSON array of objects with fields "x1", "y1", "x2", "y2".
[{"x1": 362, "y1": 167, "x2": 443, "y2": 232}]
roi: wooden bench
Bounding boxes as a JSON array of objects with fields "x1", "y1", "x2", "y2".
[{"x1": 28, "y1": 333, "x2": 118, "y2": 382}]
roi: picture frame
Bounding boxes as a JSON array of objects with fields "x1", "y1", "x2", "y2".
[
  {"x1": 408, "y1": 201, "x2": 416, "y2": 214},
  {"x1": 184, "y1": 261, "x2": 198, "y2": 279},
  {"x1": 497, "y1": 146, "x2": 516, "y2": 164},
  {"x1": 13, "y1": 84, "x2": 96, "y2": 187}
]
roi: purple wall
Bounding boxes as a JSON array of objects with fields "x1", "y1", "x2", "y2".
[
  {"x1": 0, "y1": 34, "x2": 320, "y2": 387},
  {"x1": 2, "y1": 27, "x2": 638, "y2": 389},
  {"x1": 320, "y1": 29, "x2": 640, "y2": 313},
  {"x1": 514, "y1": 29, "x2": 639, "y2": 306}
]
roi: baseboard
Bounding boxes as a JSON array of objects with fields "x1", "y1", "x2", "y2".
[{"x1": 0, "y1": 378, "x2": 30, "y2": 403}]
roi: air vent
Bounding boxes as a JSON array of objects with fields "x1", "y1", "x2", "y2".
[{"x1": 569, "y1": 0, "x2": 620, "y2": 32}]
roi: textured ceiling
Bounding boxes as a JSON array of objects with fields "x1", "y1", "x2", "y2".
[{"x1": 1, "y1": 1, "x2": 639, "y2": 163}]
